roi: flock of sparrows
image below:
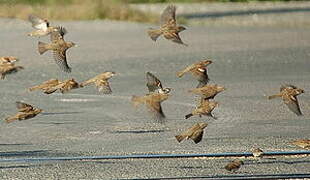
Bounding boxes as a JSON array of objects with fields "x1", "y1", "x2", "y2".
[{"x1": 1, "y1": 4, "x2": 309, "y2": 173}]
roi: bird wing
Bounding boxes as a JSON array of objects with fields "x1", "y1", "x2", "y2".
[
  {"x1": 146, "y1": 72, "x2": 163, "y2": 93},
  {"x1": 190, "y1": 129, "x2": 204, "y2": 144},
  {"x1": 95, "y1": 80, "x2": 112, "y2": 94},
  {"x1": 28, "y1": 14, "x2": 48, "y2": 30},
  {"x1": 284, "y1": 96, "x2": 302, "y2": 116},
  {"x1": 16, "y1": 101, "x2": 34, "y2": 112},
  {"x1": 148, "y1": 100, "x2": 165, "y2": 118},
  {"x1": 52, "y1": 50, "x2": 71, "y2": 73},
  {"x1": 160, "y1": 5, "x2": 176, "y2": 26},
  {"x1": 163, "y1": 32, "x2": 187, "y2": 46},
  {"x1": 50, "y1": 27, "x2": 67, "y2": 42}
]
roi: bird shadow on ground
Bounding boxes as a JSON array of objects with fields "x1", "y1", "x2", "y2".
[
  {"x1": 36, "y1": 122, "x2": 77, "y2": 125},
  {"x1": 0, "y1": 165, "x2": 38, "y2": 169},
  {"x1": 178, "y1": 166, "x2": 204, "y2": 169},
  {"x1": 0, "y1": 150, "x2": 76, "y2": 158},
  {"x1": 41, "y1": 112, "x2": 82, "y2": 116},
  {"x1": 111, "y1": 130, "x2": 166, "y2": 134},
  {"x1": 0, "y1": 143, "x2": 32, "y2": 146},
  {"x1": 247, "y1": 159, "x2": 310, "y2": 165}
]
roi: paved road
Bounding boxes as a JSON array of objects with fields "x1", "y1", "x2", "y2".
[{"x1": 0, "y1": 18, "x2": 310, "y2": 179}]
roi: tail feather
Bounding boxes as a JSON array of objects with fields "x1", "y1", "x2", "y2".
[
  {"x1": 185, "y1": 113, "x2": 193, "y2": 119},
  {"x1": 147, "y1": 28, "x2": 162, "y2": 42},
  {"x1": 38, "y1": 41, "x2": 48, "y2": 55},
  {"x1": 29, "y1": 85, "x2": 39, "y2": 91},
  {"x1": 175, "y1": 134, "x2": 186, "y2": 143},
  {"x1": 268, "y1": 94, "x2": 281, "y2": 99},
  {"x1": 0, "y1": 74, "x2": 5, "y2": 79},
  {"x1": 177, "y1": 70, "x2": 186, "y2": 78},
  {"x1": 5, "y1": 117, "x2": 17, "y2": 123},
  {"x1": 80, "y1": 80, "x2": 93, "y2": 87}
]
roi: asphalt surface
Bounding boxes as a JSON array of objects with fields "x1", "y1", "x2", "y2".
[{"x1": 0, "y1": 17, "x2": 310, "y2": 179}]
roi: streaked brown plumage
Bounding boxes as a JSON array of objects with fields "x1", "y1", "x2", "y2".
[
  {"x1": 189, "y1": 84, "x2": 225, "y2": 100},
  {"x1": 175, "y1": 123, "x2": 208, "y2": 144},
  {"x1": 5, "y1": 102, "x2": 42, "y2": 123},
  {"x1": 146, "y1": 72, "x2": 171, "y2": 94},
  {"x1": 225, "y1": 160, "x2": 244, "y2": 172},
  {"x1": 147, "y1": 5, "x2": 187, "y2": 46},
  {"x1": 29, "y1": 79, "x2": 61, "y2": 94},
  {"x1": 290, "y1": 139, "x2": 310, "y2": 149},
  {"x1": 27, "y1": 14, "x2": 58, "y2": 37},
  {"x1": 252, "y1": 148, "x2": 264, "y2": 158},
  {"x1": 177, "y1": 60, "x2": 212, "y2": 88},
  {"x1": 45, "y1": 78, "x2": 80, "y2": 94},
  {"x1": 0, "y1": 63, "x2": 24, "y2": 79},
  {"x1": 0, "y1": 56, "x2": 18, "y2": 64},
  {"x1": 80, "y1": 72, "x2": 115, "y2": 94},
  {"x1": 268, "y1": 84, "x2": 304, "y2": 116},
  {"x1": 132, "y1": 92, "x2": 169, "y2": 120},
  {"x1": 38, "y1": 26, "x2": 76, "y2": 73},
  {"x1": 185, "y1": 99, "x2": 218, "y2": 119}
]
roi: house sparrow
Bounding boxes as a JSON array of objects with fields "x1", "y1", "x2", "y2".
[
  {"x1": 185, "y1": 99, "x2": 218, "y2": 119},
  {"x1": 225, "y1": 160, "x2": 244, "y2": 172},
  {"x1": 252, "y1": 148, "x2": 264, "y2": 158},
  {"x1": 146, "y1": 72, "x2": 171, "y2": 94},
  {"x1": 290, "y1": 139, "x2": 310, "y2": 149},
  {"x1": 188, "y1": 84, "x2": 225, "y2": 100},
  {"x1": 5, "y1": 102, "x2": 42, "y2": 123},
  {"x1": 175, "y1": 122, "x2": 208, "y2": 144},
  {"x1": 27, "y1": 14, "x2": 58, "y2": 37},
  {"x1": 0, "y1": 63, "x2": 23, "y2": 79},
  {"x1": 29, "y1": 79, "x2": 61, "y2": 94},
  {"x1": 0, "y1": 56, "x2": 19, "y2": 64},
  {"x1": 80, "y1": 72, "x2": 115, "y2": 94}
]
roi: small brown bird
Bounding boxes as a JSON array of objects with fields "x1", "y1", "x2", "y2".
[
  {"x1": 177, "y1": 60, "x2": 212, "y2": 88},
  {"x1": 252, "y1": 148, "x2": 264, "y2": 158},
  {"x1": 147, "y1": 5, "x2": 187, "y2": 46},
  {"x1": 0, "y1": 63, "x2": 24, "y2": 79},
  {"x1": 175, "y1": 122, "x2": 208, "y2": 144},
  {"x1": 38, "y1": 26, "x2": 76, "y2": 73},
  {"x1": 290, "y1": 139, "x2": 310, "y2": 149},
  {"x1": 225, "y1": 160, "x2": 244, "y2": 172},
  {"x1": 80, "y1": 72, "x2": 116, "y2": 94},
  {"x1": 146, "y1": 72, "x2": 171, "y2": 94},
  {"x1": 29, "y1": 79, "x2": 61, "y2": 94},
  {"x1": 268, "y1": 84, "x2": 304, "y2": 116},
  {"x1": 5, "y1": 102, "x2": 43, "y2": 123},
  {"x1": 27, "y1": 14, "x2": 58, "y2": 37},
  {"x1": 188, "y1": 84, "x2": 225, "y2": 100},
  {"x1": 132, "y1": 92, "x2": 170, "y2": 120},
  {"x1": 45, "y1": 78, "x2": 80, "y2": 94},
  {"x1": 185, "y1": 99, "x2": 218, "y2": 119},
  {"x1": 0, "y1": 56, "x2": 19, "y2": 64}
]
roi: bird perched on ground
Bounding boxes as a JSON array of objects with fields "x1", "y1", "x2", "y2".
[
  {"x1": 132, "y1": 92, "x2": 170, "y2": 120},
  {"x1": 0, "y1": 63, "x2": 24, "y2": 79},
  {"x1": 29, "y1": 79, "x2": 61, "y2": 94},
  {"x1": 146, "y1": 72, "x2": 171, "y2": 94},
  {"x1": 268, "y1": 84, "x2": 304, "y2": 116},
  {"x1": 185, "y1": 99, "x2": 218, "y2": 119},
  {"x1": 225, "y1": 160, "x2": 244, "y2": 172},
  {"x1": 0, "y1": 56, "x2": 19, "y2": 64},
  {"x1": 188, "y1": 84, "x2": 225, "y2": 100},
  {"x1": 38, "y1": 26, "x2": 76, "y2": 73},
  {"x1": 290, "y1": 139, "x2": 310, "y2": 149},
  {"x1": 147, "y1": 5, "x2": 187, "y2": 46},
  {"x1": 175, "y1": 122, "x2": 208, "y2": 144},
  {"x1": 27, "y1": 14, "x2": 58, "y2": 37},
  {"x1": 252, "y1": 148, "x2": 264, "y2": 158},
  {"x1": 177, "y1": 60, "x2": 212, "y2": 88},
  {"x1": 80, "y1": 72, "x2": 116, "y2": 94},
  {"x1": 44, "y1": 78, "x2": 80, "y2": 94},
  {"x1": 5, "y1": 102, "x2": 43, "y2": 123}
]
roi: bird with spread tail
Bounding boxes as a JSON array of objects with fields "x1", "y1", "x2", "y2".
[
  {"x1": 27, "y1": 14, "x2": 58, "y2": 37},
  {"x1": 0, "y1": 56, "x2": 19, "y2": 64},
  {"x1": 29, "y1": 79, "x2": 61, "y2": 94},
  {"x1": 225, "y1": 160, "x2": 244, "y2": 172},
  {"x1": 5, "y1": 102, "x2": 43, "y2": 123},
  {"x1": 146, "y1": 72, "x2": 171, "y2": 94},
  {"x1": 188, "y1": 84, "x2": 225, "y2": 100},
  {"x1": 268, "y1": 84, "x2": 304, "y2": 116},
  {"x1": 185, "y1": 99, "x2": 218, "y2": 119},
  {"x1": 0, "y1": 63, "x2": 23, "y2": 79},
  {"x1": 177, "y1": 60, "x2": 212, "y2": 88},
  {"x1": 290, "y1": 139, "x2": 310, "y2": 149},
  {"x1": 38, "y1": 26, "x2": 76, "y2": 73},
  {"x1": 147, "y1": 5, "x2": 187, "y2": 46},
  {"x1": 80, "y1": 72, "x2": 115, "y2": 94},
  {"x1": 43, "y1": 78, "x2": 80, "y2": 94},
  {"x1": 252, "y1": 148, "x2": 264, "y2": 158},
  {"x1": 175, "y1": 122, "x2": 208, "y2": 144}
]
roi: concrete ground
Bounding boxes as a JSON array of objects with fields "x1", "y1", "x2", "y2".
[{"x1": 0, "y1": 9, "x2": 310, "y2": 179}]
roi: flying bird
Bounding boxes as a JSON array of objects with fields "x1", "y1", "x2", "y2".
[
  {"x1": 5, "y1": 102, "x2": 43, "y2": 123},
  {"x1": 146, "y1": 72, "x2": 171, "y2": 94},
  {"x1": 27, "y1": 14, "x2": 58, "y2": 37},
  {"x1": 147, "y1": 5, "x2": 187, "y2": 46},
  {"x1": 0, "y1": 63, "x2": 24, "y2": 79},
  {"x1": 177, "y1": 60, "x2": 212, "y2": 88},
  {"x1": 185, "y1": 99, "x2": 218, "y2": 119},
  {"x1": 188, "y1": 84, "x2": 225, "y2": 100},
  {"x1": 80, "y1": 72, "x2": 116, "y2": 94},
  {"x1": 290, "y1": 139, "x2": 310, "y2": 149},
  {"x1": 175, "y1": 123, "x2": 208, "y2": 144},
  {"x1": 0, "y1": 56, "x2": 19, "y2": 64},
  {"x1": 44, "y1": 78, "x2": 80, "y2": 94},
  {"x1": 252, "y1": 148, "x2": 264, "y2": 158},
  {"x1": 225, "y1": 160, "x2": 244, "y2": 172},
  {"x1": 38, "y1": 26, "x2": 76, "y2": 73},
  {"x1": 29, "y1": 79, "x2": 61, "y2": 94},
  {"x1": 268, "y1": 84, "x2": 304, "y2": 116}
]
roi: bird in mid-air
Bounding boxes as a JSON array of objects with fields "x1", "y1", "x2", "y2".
[
  {"x1": 43, "y1": 78, "x2": 80, "y2": 94},
  {"x1": 146, "y1": 72, "x2": 171, "y2": 94},
  {"x1": 252, "y1": 148, "x2": 264, "y2": 158},
  {"x1": 38, "y1": 26, "x2": 76, "y2": 73},
  {"x1": 80, "y1": 72, "x2": 116, "y2": 94},
  {"x1": 188, "y1": 84, "x2": 225, "y2": 100},
  {"x1": 29, "y1": 79, "x2": 61, "y2": 94},
  {"x1": 147, "y1": 5, "x2": 187, "y2": 46},
  {"x1": 225, "y1": 160, "x2": 244, "y2": 172},
  {"x1": 5, "y1": 102, "x2": 43, "y2": 123},
  {"x1": 290, "y1": 139, "x2": 310, "y2": 149},
  {"x1": 175, "y1": 122, "x2": 208, "y2": 144},
  {"x1": 0, "y1": 63, "x2": 24, "y2": 79},
  {"x1": 185, "y1": 99, "x2": 218, "y2": 119},
  {"x1": 27, "y1": 14, "x2": 58, "y2": 37},
  {"x1": 268, "y1": 84, "x2": 304, "y2": 116},
  {"x1": 177, "y1": 60, "x2": 212, "y2": 88},
  {"x1": 0, "y1": 56, "x2": 19, "y2": 64}
]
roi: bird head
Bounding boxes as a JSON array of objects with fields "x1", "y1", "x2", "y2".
[
  {"x1": 163, "y1": 88, "x2": 171, "y2": 94},
  {"x1": 68, "y1": 79, "x2": 80, "y2": 88},
  {"x1": 177, "y1": 26, "x2": 186, "y2": 32},
  {"x1": 105, "y1": 71, "x2": 116, "y2": 78},
  {"x1": 67, "y1": 42, "x2": 77, "y2": 48},
  {"x1": 296, "y1": 88, "x2": 305, "y2": 94},
  {"x1": 216, "y1": 85, "x2": 226, "y2": 92}
]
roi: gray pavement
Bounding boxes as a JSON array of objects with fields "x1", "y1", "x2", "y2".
[{"x1": 0, "y1": 17, "x2": 310, "y2": 179}]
